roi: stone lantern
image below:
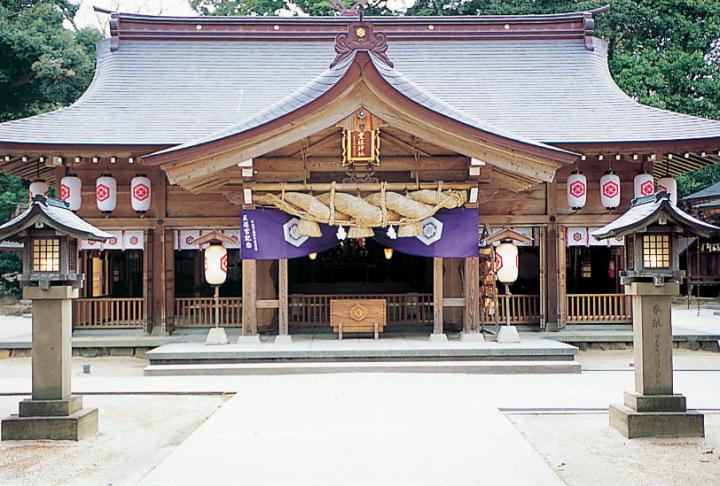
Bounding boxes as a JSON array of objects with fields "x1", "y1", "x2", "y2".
[
  {"x1": 0, "y1": 195, "x2": 111, "y2": 441},
  {"x1": 593, "y1": 191, "x2": 719, "y2": 438}
]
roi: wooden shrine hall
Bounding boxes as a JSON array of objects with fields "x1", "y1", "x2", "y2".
[{"x1": 2, "y1": 7, "x2": 720, "y2": 339}]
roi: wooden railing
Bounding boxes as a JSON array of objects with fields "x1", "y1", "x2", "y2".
[
  {"x1": 174, "y1": 297, "x2": 243, "y2": 327},
  {"x1": 566, "y1": 293, "x2": 632, "y2": 323},
  {"x1": 496, "y1": 294, "x2": 541, "y2": 324},
  {"x1": 289, "y1": 293, "x2": 434, "y2": 326},
  {"x1": 73, "y1": 297, "x2": 144, "y2": 329}
]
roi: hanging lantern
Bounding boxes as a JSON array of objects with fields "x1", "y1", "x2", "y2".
[
  {"x1": 60, "y1": 174, "x2": 82, "y2": 211},
  {"x1": 600, "y1": 171, "x2": 621, "y2": 210},
  {"x1": 495, "y1": 241, "x2": 519, "y2": 284},
  {"x1": 28, "y1": 180, "x2": 49, "y2": 202},
  {"x1": 384, "y1": 248, "x2": 394, "y2": 260},
  {"x1": 308, "y1": 252, "x2": 317, "y2": 261},
  {"x1": 658, "y1": 177, "x2": 677, "y2": 205},
  {"x1": 130, "y1": 174, "x2": 151, "y2": 213},
  {"x1": 204, "y1": 243, "x2": 227, "y2": 286},
  {"x1": 633, "y1": 173, "x2": 654, "y2": 199},
  {"x1": 566, "y1": 171, "x2": 587, "y2": 210},
  {"x1": 95, "y1": 174, "x2": 117, "y2": 213}
]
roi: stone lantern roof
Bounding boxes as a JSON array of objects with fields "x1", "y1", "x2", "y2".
[
  {"x1": 592, "y1": 191, "x2": 720, "y2": 241},
  {"x1": 0, "y1": 196, "x2": 112, "y2": 243}
]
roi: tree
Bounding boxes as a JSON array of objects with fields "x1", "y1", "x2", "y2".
[{"x1": 0, "y1": 1, "x2": 101, "y2": 294}]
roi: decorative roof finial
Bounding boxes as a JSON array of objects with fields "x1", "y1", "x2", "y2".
[
  {"x1": 329, "y1": 3, "x2": 393, "y2": 69},
  {"x1": 328, "y1": 0, "x2": 369, "y2": 18}
]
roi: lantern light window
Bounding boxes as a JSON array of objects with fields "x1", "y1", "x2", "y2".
[
  {"x1": 643, "y1": 234, "x2": 671, "y2": 269},
  {"x1": 32, "y1": 238, "x2": 60, "y2": 272}
]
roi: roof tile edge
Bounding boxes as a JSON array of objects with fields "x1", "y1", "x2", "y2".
[{"x1": 103, "y1": 7, "x2": 609, "y2": 51}]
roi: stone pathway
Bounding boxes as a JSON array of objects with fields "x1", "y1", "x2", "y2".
[{"x1": 139, "y1": 374, "x2": 564, "y2": 486}]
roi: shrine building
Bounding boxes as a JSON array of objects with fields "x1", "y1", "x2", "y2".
[{"x1": 1, "y1": 7, "x2": 720, "y2": 338}]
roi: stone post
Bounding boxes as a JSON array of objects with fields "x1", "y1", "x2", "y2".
[
  {"x1": 609, "y1": 281, "x2": 704, "y2": 438},
  {"x1": 1, "y1": 286, "x2": 98, "y2": 441}
]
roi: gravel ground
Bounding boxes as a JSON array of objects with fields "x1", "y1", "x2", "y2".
[
  {"x1": 0, "y1": 356, "x2": 147, "y2": 380},
  {"x1": 0, "y1": 394, "x2": 228, "y2": 486},
  {"x1": 577, "y1": 348, "x2": 720, "y2": 370},
  {"x1": 508, "y1": 413, "x2": 720, "y2": 486}
]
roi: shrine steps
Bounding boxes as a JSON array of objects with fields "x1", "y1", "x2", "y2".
[
  {"x1": 144, "y1": 360, "x2": 581, "y2": 376},
  {"x1": 144, "y1": 336, "x2": 580, "y2": 375}
]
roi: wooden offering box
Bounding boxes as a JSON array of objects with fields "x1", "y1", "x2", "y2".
[{"x1": 330, "y1": 299, "x2": 387, "y2": 339}]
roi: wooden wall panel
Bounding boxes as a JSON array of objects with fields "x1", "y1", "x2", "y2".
[
  {"x1": 166, "y1": 188, "x2": 240, "y2": 218},
  {"x1": 477, "y1": 186, "x2": 546, "y2": 216}
]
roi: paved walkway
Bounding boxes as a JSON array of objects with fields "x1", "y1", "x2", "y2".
[{"x1": 139, "y1": 374, "x2": 564, "y2": 486}]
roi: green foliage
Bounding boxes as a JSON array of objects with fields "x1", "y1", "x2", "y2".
[
  {"x1": 676, "y1": 164, "x2": 720, "y2": 199},
  {"x1": 0, "y1": 1, "x2": 101, "y2": 295},
  {"x1": 0, "y1": 1, "x2": 102, "y2": 121}
]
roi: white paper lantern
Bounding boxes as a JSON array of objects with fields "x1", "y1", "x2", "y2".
[
  {"x1": 96, "y1": 174, "x2": 117, "y2": 213},
  {"x1": 130, "y1": 175, "x2": 152, "y2": 213},
  {"x1": 495, "y1": 241, "x2": 519, "y2": 284},
  {"x1": 599, "y1": 171, "x2": 621, "y2": 209},
  {"x1": 28, "y1": 180, "x2": 49, "y2": 201},
  {"x1": 204, "y1": 244, "x2": 228, "y2": 286},
  {"x1": 566, "y1": 171, "x2": 587, "y2": 210},
  {"x1": 658, "y1": 177, "x2": 677, "y2": 205},
  {"x1": 60, "y1": 175, "x2": 82, "y2": 211},
  {"x1": 633, "y1": 173, "x2": 654, "y2": 198}
]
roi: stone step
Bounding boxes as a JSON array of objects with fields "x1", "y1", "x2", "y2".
[{"x1": 143, "y1": 360, "x2": 581, "y2": 376}]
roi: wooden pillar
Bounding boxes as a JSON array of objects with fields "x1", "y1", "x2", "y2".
[
  {"x1": 539, "y1": 226, "x2": 547, "y2": 328},
  {"x1": 433, "y1": 257, "x2": 443, "y2": 335},
  {"x1": 256, "y1": 260, "x2": 276, "y2": 331},
  {"x1": 463, "y1": 257, "x2": 480, "y2": 333},
  {"x1": 278, "y1": 258, "x2": 288, "y2": 336},
  {"x1": 242, "y1": 258, "x2": 257, "y2": 336},
  {"x1": 443, "y1": 258, "x2": 463, "y2": 328},
  {"x1": 143, "y1": 230, "x2": 153, "y2": 333},
  {"x1": 164, "y1": 228, "x2": 175, "y2": 333},
  {"x1": 151, "y1": 227, "x2": 167, "y2": 333},
  {"x1": 544, "y1": 182, "x2": 566, "y2": 331},
  {"x1": 557, "y1": 227, "x2": 567, "y2": 329}
]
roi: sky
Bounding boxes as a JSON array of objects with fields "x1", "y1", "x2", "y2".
[
  {"x1": 73, "y1": 0, "x2": 197, "y2": 30},
  {"x1": 71, "y1": 0, "x2": 418, "y2": 31}
]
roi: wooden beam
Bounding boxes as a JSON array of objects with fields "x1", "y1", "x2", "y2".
[
  {"x1": 463, "y1": 257, "x2": 480, "y2": 333},
  {"x1": 278, "y1": 258, "x2": 288, "y2": 336},
  {"x1": 433, "y1": 257, "x2": 443, "y2": 335},
  {"x1": 247, "y1": 181, "x2": 474, "y2": 192},
  {"x1": 242, "y1": 259, "x2": 257, "y2": 336},
  {"x1": 290, "y1": 131, "x2": 340, "y2": 157},
  {"x1": 255, "y1": 155, "x2": 469, "y2": 173},
  {"x1": 379, "y1": 132, "x2": 431, "y2": 157}
]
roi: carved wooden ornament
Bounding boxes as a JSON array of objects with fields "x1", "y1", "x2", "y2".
[{"x1": 330, "y1": 21, "x2": 393, "y2": 68}]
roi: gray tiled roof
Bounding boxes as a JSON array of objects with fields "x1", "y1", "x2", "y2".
[
  {"x1": 157, "y1": 51, "x2": 570, "y2": 157},
  {"x1": 592, "y1": 193, "x2": 719, "y2": 240},
  {"x1": 0, "y1": 197, "x2": 113, "y2": 242},
  {"x1": 2, "y1": 37, "x2": 720, "y2": 147},
  {"x1": 683, "y1": 181, "x2": 720, "y2": 201}
]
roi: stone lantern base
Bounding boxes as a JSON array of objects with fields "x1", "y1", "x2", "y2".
[
  {"x1": 609, "y1": 392, "x2": 704, "y2": 439},
  {"x1": 1, "y1": 286, "x2": 98, "y2": 441},
  {"x1": 2, "y1": 395, "x2": 98, "y2": 441},
  {"x1": 609, "y1": 282, "x2": 705, "y2": 439}
]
